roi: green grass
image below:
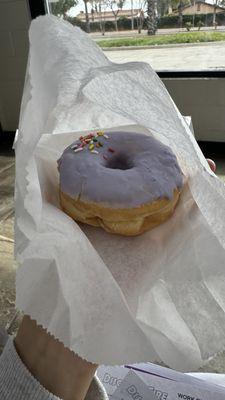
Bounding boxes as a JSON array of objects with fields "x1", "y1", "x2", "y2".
[{"x1": 97, "y1": 31, "x2": 225, "y2": 48}]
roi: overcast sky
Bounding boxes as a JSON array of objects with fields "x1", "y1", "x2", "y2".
[
  {"x1": 51, "y1": 0, "x2": 215, "y2": 17},
  {"x1": 68, "y1": 0, "x2": 143, "y2": 16}
]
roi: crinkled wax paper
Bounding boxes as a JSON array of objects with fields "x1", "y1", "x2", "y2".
[{"x1": 15, "y1": 15, "x2": 225, "y2": 371}]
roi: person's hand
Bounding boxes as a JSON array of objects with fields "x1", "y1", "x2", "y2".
[{"x1": 206, "y1": 158, "x2": 216, "y2": 173}]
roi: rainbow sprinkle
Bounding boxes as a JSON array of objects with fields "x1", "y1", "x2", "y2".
[
  {"x1": 74, "y1": 147, "x2": 83, "y2": 153},
  {"x1": 71, "y1": 131, "x2": 114, "y2": 157},
  {"x1": 108, "y1": 147, "x2": 114, "y2": 153}
]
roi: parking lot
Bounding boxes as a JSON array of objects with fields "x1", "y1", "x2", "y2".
[{"x1": 104, "y1": 41, "x2": 225, "y2": 71}]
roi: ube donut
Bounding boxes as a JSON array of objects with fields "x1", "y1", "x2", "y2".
[{"x1": 57, "y1": 131, "x2": 183, "y2": 236}]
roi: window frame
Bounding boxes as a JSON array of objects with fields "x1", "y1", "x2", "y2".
[
  {"x1": 158, "y1": 71, "x2": 225, "y2": 78},
  {"x1": 28, "y1": 0, "x2": 46, "y2": 19}
]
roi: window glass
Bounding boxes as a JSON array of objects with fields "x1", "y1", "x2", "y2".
[{"x1": 45, "y1": 0, "x2": 225, "y2": 72}]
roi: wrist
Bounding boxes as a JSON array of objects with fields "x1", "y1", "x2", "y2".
[{"x1": 15, "y1": 316, "x2": 98, "y2": 400}]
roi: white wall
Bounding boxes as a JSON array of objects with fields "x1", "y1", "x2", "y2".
[
  {"x1": 0, "y1": 0, "x2": 30, "y2": 131},
  {"x1": 163, "y1": 78, "x2": 225, "y2": 142}
]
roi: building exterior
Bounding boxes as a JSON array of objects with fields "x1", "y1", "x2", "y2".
[
  {"x1": 76, "y1": 9, "x2": 140, "y2": 23},
  {"x1": 173, "y1": 1, "x2": 225, "y2": 15}
]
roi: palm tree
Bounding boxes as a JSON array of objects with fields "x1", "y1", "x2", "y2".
[
  {"x1": 178, "y1": 0, "x2": 183, "y2": 29},
  {"x1": 147, "y1": 0, "x2": 157, "y2": 35},
  {"x1": 83, "y1": 0, "x2": 91, "y2": 32},
  {"x1": 213, "y1": 0, "x2": 219, "y2": 29}
]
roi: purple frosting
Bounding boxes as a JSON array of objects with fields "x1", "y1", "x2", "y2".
[{"x1": 58, "y1": 131, "x2": 183, "y2": 208}]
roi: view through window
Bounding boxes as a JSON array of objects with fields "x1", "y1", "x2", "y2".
[{"x1": 45, "y1": 0, "x2": 225, "y2": 72}]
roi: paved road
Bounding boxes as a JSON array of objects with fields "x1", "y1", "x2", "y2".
[
  {"x1": 91, "y1": 26, "x2": 225, "y2": 40},
  {"x1": 104, "y1": 41, "x2": 225, "y2": 71}
]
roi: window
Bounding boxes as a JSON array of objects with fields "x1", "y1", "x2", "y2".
[
  {"x1": 43, "y1": 0, "x2": 225, "y2": 73},
  {"x1": 40, "y1": 0, "x2": 225, "y2": 143}
]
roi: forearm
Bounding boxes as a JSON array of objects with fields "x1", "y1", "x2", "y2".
[
  {"x1": 13, "y1": 316, "x2": 98, "y2": 400},
  {"x1": 0, "y1": 335, "x2": 60, "y2": 399}
]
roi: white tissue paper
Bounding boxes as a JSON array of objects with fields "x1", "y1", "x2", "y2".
[{"x1": 15, "y1": 15, "x2": 225, "y2": 371}]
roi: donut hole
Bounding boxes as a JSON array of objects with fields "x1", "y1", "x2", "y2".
[{"x1": 105, "y1": 153, "x2": 134, "y2": 170}]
